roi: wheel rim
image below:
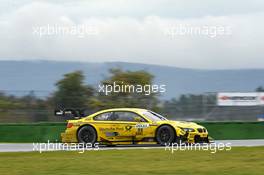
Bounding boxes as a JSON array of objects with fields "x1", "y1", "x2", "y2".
[
  {"x1": 159, "y1": 128, "x2": 171, "y2": 142},
  {"x1": 80, "y1": 129, "x2": 94, "y2": 143}
]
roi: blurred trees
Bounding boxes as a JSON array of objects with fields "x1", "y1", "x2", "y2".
[
  {"x1": 52, "y1": 71, "x2": 94, "y2": 109},
  {"x1": 0, "y1": 92, "x2": 49, "y2": 122},
  {"x1": 2, "y1": 68, "x2": 264, "y2": 123},
  {"x1": 95, "y1": 68, "x2": 159, "y2": 111},
  {"x1": 0, "y1": 93, "x2": 24, "y2": 110},
  {"x1": 50, "y1": 69, "x2": 159, "y2": 115},
  {"x1": 256, "y1": 86, "x2": 264, "y2": 92}
]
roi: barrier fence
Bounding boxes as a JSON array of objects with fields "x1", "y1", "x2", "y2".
[
  {"x1": 1, "y1": 90, "x2": 264, "y2": 122},
  {"x1": 0, "y1": 122, "x2": 263, "y2": 142}
]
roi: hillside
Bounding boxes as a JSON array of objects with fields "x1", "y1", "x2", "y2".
[{"x1": 0, "y1": 60, "x2": 264, "y2": 99}]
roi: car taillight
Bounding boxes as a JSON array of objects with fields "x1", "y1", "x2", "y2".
[{"x1": 67, "y1": 123, "x2": 73, "y2": 128}]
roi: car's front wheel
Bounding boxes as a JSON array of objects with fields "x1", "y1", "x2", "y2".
[
  {"x1": 77, "y1": 125, "x2": 97, "y2": 144},
  {"x1": 156, "y1": 125, "x2": 175, "y2": 145}
]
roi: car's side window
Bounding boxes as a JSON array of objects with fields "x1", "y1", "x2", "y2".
[
  {"x1": 114, "y1": 111, "x2": 147, "y2": 122},
  {"x1": 93, "y1": 112, "x2": 113, "y2": 121}
]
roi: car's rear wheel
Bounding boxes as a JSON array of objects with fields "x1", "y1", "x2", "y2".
[
  {"x1": 156, "y1": 125, "x2": 175, "y2": 145},
  {"x1": 77, "y1": 125, "x2": 97, "y2": 145}
]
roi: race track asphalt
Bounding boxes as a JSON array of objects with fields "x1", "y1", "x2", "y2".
[{"x1": 0, "y1": 139, "x2": 264, "y2": 152}]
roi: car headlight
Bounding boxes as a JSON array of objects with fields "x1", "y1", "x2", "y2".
[{"x1": 183, "y1": 128, "x2": 195, "y2": 132}]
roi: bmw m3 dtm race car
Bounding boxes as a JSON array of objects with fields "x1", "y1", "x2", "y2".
[{"x1": 55, "y1": 108, "x2": 209, "y2": 145}]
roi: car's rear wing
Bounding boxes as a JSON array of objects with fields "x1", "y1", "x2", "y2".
[{"x1": 54, "y1": 108, "x2": 87, "y2": 119}]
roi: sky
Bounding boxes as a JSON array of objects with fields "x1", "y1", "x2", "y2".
[{"x1": 0, "y1": 0, "x2": 263, "y2": 69}]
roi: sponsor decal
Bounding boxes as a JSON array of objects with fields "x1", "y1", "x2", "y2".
[
  {"x1": 219, "y1": 96, "x2": 229, "y2": 100},
  {"x1": 135, "y1": 123, "x2": 149, "y2": 129},
  {"x1": 217, "y1": 92, "x2": 264, "y2": 106},
  {"x1": 219, "y1": 96, "x2": 256, "y2": 101},
  {"x1": 125, "y1": 125, "x2": 133, "y2": 131},
  {"x1": 105, "y1": 132, "x2": 118, "y2": 137},
  {"x1": 99, "y1": 127, "x2": 124, "y2": 131}
]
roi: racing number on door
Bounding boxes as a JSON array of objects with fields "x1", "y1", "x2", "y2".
[
  {"x1": 136, "y1": 128, "x2": 143, "y2": 135},
  {"x1": 135, "y1": 123, "x2": 149, "y2": 135}
]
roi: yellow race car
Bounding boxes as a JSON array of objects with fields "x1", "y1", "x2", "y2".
[{"x1": 57, "y1": 108, "x2": 209, "y2": 145}]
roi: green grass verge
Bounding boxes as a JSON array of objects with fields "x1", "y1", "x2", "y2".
[{"x1": 0, "y1": 147, "x2": 264, "y2": 175}]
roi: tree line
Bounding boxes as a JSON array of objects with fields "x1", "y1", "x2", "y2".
[{"x1": 1, "y1": 69, "x2": 264, "y2": 122}]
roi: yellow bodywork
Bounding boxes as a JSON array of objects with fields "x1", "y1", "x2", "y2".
[{"x1": 61, "y1": 108, "x2": 209, "y2": 144}]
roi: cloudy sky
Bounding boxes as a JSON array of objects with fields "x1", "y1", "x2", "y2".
[{"x1": 0, "y1": 0, "x2": 263, "y2": 69}]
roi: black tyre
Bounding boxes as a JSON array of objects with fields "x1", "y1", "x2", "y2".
[
  {"x1": 77, "y1": 125, "x2": 97, "y2": 144},
  {"x1": 156, "y1": 125, "x2": 175, "y2": 145},
  {"x1": 205, "y1": 136, "x2": 210, "y2": 143},
  {"x1": 106, "y1": 144, "x2": 116, "y2": 147}
]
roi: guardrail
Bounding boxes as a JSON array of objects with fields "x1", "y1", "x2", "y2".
[{"x1": 0, "y1": 122, "x2": 263, "y2": 142}]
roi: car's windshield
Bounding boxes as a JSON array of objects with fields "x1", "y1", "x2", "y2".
[{"x1": 142, "y1": 111, "x2": 168, "y2": 122}]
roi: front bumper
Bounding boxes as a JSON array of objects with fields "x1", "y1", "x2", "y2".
[
  {"x1": 187, "y1": 132, "x2": 209, "y2": 143},
  {"x1": 177, "y1": 133, "x2": 189, "y2": 143}
]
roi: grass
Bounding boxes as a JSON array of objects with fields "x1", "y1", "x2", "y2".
[{"x1": 0, "y1": 147, "x2": 264, "y2": 175}]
